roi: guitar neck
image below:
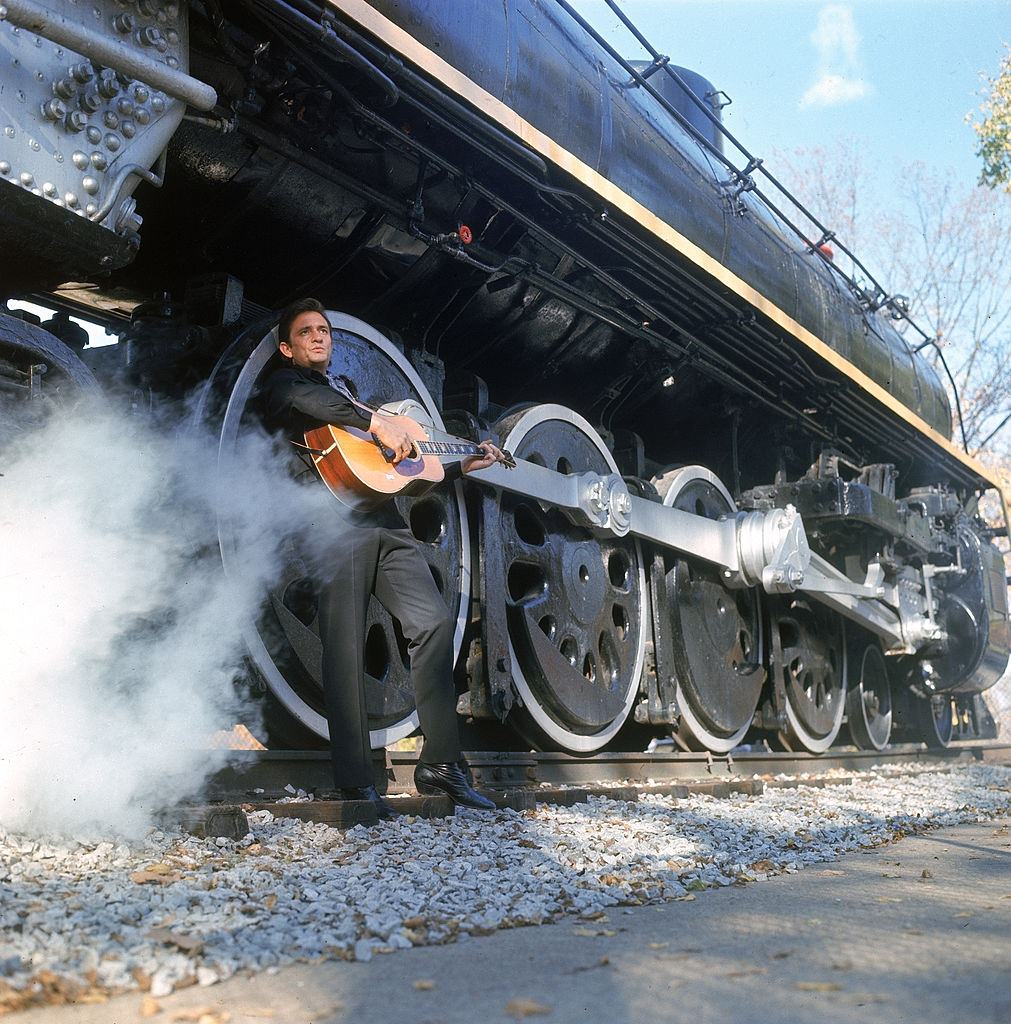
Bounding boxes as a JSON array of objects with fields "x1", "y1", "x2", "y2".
[{"x1": 416, "y1": 439, "x2": 483, "y2": 459}]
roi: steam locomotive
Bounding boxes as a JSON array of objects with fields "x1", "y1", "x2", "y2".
[{"x1": 1, "y1": 0, "x2": 1008, "y2": 756}]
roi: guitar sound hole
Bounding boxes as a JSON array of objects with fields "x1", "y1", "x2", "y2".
[{"x1": 409, "y1": 498, "x2": 446, "y2": 544}]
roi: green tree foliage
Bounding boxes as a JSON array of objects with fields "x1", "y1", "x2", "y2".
[{"x1": 973, "y1": 45, "x2": 1011, "y2": 192}]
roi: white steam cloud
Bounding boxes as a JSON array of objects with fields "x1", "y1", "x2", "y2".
[
  {"x1": 0, "y1": 395, "x2": 337, "y2": 838},
  {"x1": 800, "y1": 4, "x2": 872, "y2": 109}
]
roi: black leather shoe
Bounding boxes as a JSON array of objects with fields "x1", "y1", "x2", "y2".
[
  {"x1": 338, "y1": 785, "x2": 397, "y2": 820},
  {"x1": 414, "y1": 762, "x2": 496, "y2": 810}
]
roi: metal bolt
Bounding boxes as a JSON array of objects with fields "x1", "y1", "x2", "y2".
[
  {"x1": 90, "y1": 151, "x2": 107, "y2": 170},
  {"x1": 85, "y1": 126, "x2": 101, "y2": 144},
  {"x1": 82, "y1": 175, "x2": 99, "y2": 194},
  {"x1": 97, "y1": 70, "x2": 120, "y2": 98},
  {"x1": 65, "y1": 111, "x2": 87, "y2": 132},
  {"x1": 79, "y1": 87, "x2": 101, "y2": 112},
  {"x1": 112, "y1": 12, "x2": 134, "y2": 32},
  {"x1": 121, "y1": 119, "x2": 136, "y2": 139},
  {"x1": 138, "y1": 25, "x2": 161, "y2": 46},
  {"x1": 166, "y1": 29, "x2": 178, "y2": 45},
  {"x1": 71, "y1": 150, "x2": 89, "y2": 169},
  {"x1": 42, "y1": 98, "x2": 67, "y2": 122},
  {"x1": 0, "y1": 161, "x2": 10, "y2": 176},
  {"x1": 53, "y1": 77, "x2": 75, "y2": 100},
  {"x1": 70, "y1": 61, "x2": 95, "y2": 83},
  {"x1": 788, "y1": 568, "x2": 805, "y2": 586},
  {"x1": 137, "y1": 0, "x2": 156, "y2": 14}
]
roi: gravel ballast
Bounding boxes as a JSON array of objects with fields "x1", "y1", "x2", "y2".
[{"x1": 1, "y1": 762, "x2": 1009, "y2": 1014}]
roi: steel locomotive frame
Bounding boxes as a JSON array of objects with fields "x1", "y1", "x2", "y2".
[{"x1": 1, "y1": 0, "x2": 1008, "y2": 756}]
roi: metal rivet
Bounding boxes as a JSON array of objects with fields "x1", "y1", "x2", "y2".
[
  {"x1": 19, "y1": 171, "x2": 33, "y2": 185},
  {"x1": 82, "y1": 175, "x2": 99, "y2": 194},
  {"x1": 2, "y1": 126, "x2": 13, "y2": 138},
  {"x1": 90, "y1": 151, "x2": 107, "y2": 170},
  {"x1": 166, "y1": 29, "x2": 178, "y2": 45},
  {"x1": 85, "y1": 201, "x2": 97, "y2": 215},
  {"x1": 54, "y1": 151, "x2": 64, "y2": 163},
  {"x1": 133, "y1": 84, "x2": 149, "y2": 103},
  {"x1": 165, "y1": 55, "x2": 178, "y2": 68},
  {"x1": 116, "y1": 97, "x2": 134, "y2": 116},
  {"x1": 42, "y1": 181, "x2": 57, "y2": 196},
  {"x1": 150, "y1": 96, "x2": 165, "y2": 113},
  {"x1": 65, "y1": 191, "x2": 79, "y2": 207},
  {"x1": 102, "y1": 111, "x2": 119, "y2": 129},
  {"x1": 121, "y1": 120, "x2": 135, "y2": 139},
  {"x1": 86, "y1": 125, "x2": 101, "y2": 143},
  {"x1": 0, "y1": 161, "x2": 10, "y2": 175},
  {"x1": 134, "y1": 107, "x2": 151, "y2": 126},
  {"x1": 28, "y1": 138, "x2": 40, "y2": 151},
  {"x1": 104, "y1": 133, "x2": 120, "y2": 152},
  {"x1": 71, "y1": 150, "x2": 88, "y2": 169}
]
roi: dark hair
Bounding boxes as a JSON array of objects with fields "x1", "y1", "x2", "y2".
[{"x1": 277, "y1": 297, "x2": 326, "y2": 347}]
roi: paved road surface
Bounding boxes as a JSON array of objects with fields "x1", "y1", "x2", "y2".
[{"x1": 20, "y1": 816, "x2": 1011, "y2": 1024}]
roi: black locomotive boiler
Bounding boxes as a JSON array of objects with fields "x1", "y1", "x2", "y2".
[{"x1": 1, "y1": 0, "x2": 1007, "y2": 755}]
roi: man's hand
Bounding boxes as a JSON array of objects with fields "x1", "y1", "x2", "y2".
[
  {"x1": 462, "y1": 440, "x2": 507, "y2": 475},
  {"x1": 370, "y1": 413, "x2": 415, "y2": 464}
]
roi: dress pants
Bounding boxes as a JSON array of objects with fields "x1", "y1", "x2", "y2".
[{"x1": 316, "y1": 523, "x2": 462, "y2": 788}]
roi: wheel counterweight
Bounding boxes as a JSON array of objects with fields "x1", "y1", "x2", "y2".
[
  {"x1": 492, "y1": 404, "x2": 648, "y2": 752},
  {"x1": 212, "y1": 312, "x2": 470, "y2": 749}
]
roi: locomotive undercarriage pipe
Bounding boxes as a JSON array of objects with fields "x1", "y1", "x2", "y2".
[{"x1": 0, "y1": 0, "x2": 218, "y2": 111}]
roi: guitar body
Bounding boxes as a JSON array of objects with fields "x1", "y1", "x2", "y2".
[{"x1": 305, "y1": 415, "x2": 446, "y2": 511}]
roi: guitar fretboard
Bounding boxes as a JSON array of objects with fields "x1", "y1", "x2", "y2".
[{"x1": 416, "y1": 440, "x2": 482, "y2": 457}]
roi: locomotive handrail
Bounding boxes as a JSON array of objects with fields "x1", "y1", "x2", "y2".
[{"x1": 553, "y1": 0, "x2": 970, "y2": 451}]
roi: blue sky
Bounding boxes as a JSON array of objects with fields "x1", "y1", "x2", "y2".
[{"x1": 575, "y1": 0, "x2": 1008, "y2": 207}]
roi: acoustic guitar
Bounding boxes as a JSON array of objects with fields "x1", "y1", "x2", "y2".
[{"x1": 304, "y1": 413, "x2": 514, "y2": 511}]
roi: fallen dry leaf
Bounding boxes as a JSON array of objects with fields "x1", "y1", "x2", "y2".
[
  {"x1": 921, "y1": 869, "x2": 934, "y2": 879},
  {"x1": 795, "y1": 981, "x2": 843, "y2": 992},
  {"x1": 413, "y1": 980, "x2": 435, "y2": 991},
  {"x1": 147, "y1": 928, "x2": 205, "y2": 955},
  {"x1": 647, "y1": 942, "x2": 669, "y2": 950},
  {"x1": 571, "y1": 927, "x2": 616, "y2": 938},
  {"x1": 875, "y1": 897, "x2": 902, "y2": 903},
  {"x1": 751, "y1": 859, "x2": 775, "y2": 873},
  {"x1": 170, "y1": 1010, "x2": 231, "y2": 1024},
  {"x1": 131, "y1": 870, "x2": 183, "y2": 886},
  {"x1": 674, "y1": 893, "x2": 696, "y2": 902},
  {"x1": 140, "y1": 996, "x2": 162, "y2": 1017},
  {"x1": 505, "y1": 997, "x2": 552, "y2": 1019}
]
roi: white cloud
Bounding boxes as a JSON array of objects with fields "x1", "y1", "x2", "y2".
[{"x1": 800, "y1": 4, "x2": 873, "y2": 109}]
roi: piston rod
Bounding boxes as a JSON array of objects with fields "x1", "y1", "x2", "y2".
[{"x1": 0, "y1": 0, "x2": 218, "y2": 111}]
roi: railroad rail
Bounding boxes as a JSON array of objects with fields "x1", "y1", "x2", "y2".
[{"x1": 191, "y1": 741, "x2": 1011, "y2": 832}]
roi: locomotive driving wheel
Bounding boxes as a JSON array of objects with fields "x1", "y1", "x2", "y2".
[
  {"x1": 493, "y1": 404, "x2": 648, "y2": 752},
  {"x1": 211, "y1": 311, "x2": 470, "y2": 748},
  {"x1": 845, "y1": 638, "x2": 892, "y2": 750},
  {"x1": 911, "y1": 692, "x2": 955, "y2": 749},
  {"x1": 653, "y1": 466, "x2": 764, "y2": 753},
  {"x1": 773, "y1": 597, "x2": 847, "y2": 753}
]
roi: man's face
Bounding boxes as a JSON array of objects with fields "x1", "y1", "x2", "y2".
[{"x1": 280, "y1": 311, "x2": 333, "y2": 371}]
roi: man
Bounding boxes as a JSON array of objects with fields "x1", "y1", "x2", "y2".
[{"x1": 262, "y1": 298, "x2": 499, "y2": 816}]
